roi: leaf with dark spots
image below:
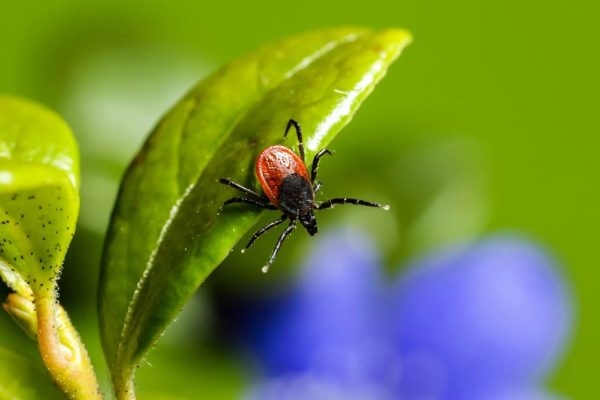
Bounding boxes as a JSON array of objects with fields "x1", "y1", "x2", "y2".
[
  {"x1": 0, "y1": 95, "x2": 79, "y2": 302},
  {"x1": 0, "y1": 96, "x2": 102, "y2": 399}
]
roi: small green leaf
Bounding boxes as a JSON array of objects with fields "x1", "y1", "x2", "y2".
[
  {"x1": 98, "y1": 27, "x2": 412, "y2": 395},
  {"x1": 0, "y1": 94, "x2": 79, "y2": 301},
  {"x1": 0, "y1": 97, "x2": 101, "y2": 400},
  {"x1": 0, "y1": 346, "x2": 63, "y2": 400}
]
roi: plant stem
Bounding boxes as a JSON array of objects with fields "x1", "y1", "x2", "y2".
[
  {"x1": 35, "y1": 292, "x2": 102, "y2": 399},
  {"x1": 115, "y1": 371, "x2": 136, "y2": 400}
]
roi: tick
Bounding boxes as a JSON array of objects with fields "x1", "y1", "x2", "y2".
[{"x1": 220, "y1": 119, "x2": 389, "y2": 273}]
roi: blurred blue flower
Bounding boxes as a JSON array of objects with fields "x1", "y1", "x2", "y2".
[{"x1": 230, "y1": 230, "x2": 571, "y2": 400}]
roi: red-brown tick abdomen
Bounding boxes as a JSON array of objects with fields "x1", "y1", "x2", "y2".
[{"x1": 256, "y1": 145, "x2": 309, "y2": 206}]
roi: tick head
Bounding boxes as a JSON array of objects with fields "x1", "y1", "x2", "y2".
[{"x1": 300, "y1": 208, "x2": 317, "y2": 236}]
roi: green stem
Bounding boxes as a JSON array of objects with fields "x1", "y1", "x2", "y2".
[
  {"x1": 114, "y1": 367, "x2": 136, "y2": 400},
  {"x1": 35, "y1": 292, "x2": 102, "y2": 399}
]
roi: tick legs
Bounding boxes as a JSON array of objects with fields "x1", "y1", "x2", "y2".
[
  {"x1": 313, "y1": 180, "x2": 323, "y2": 193},
  {"x1": 262, "y1": 219, "x2": 297, "y2": 273},
  {"x1": 243, "y1": 214, "x2": 287, "y2": 252},
  {"x1": 219, "y1": 178, "x2": 261, "y2": 198},
  {"x1": 219, "y1": 178, "x2": 275, "y2": 209},
  {"x1": 311, "y1": 148, "x2": 332, "y2": 183},
  {"x1": 284, "y1": 119, "x2": 305, "y2": 163},
  {"x1": 223, "y1": 197, "x2": 277, "y2": 210},
  {"x1": 283, "y1": 120, "x2": 331, "y2": 185},
  {"x1": 317, "y1": 198, "x2": 390, "y2": 211}
]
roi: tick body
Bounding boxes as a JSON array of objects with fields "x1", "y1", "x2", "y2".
[
  {"x1": 256, "y1": 145, "x2": 311, "y2": 208},
  {"x1": 220, "y1": 119, "x2": 388, "y2": 273}
]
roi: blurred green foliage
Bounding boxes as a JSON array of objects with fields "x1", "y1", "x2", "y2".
[
  {"x1": 0, "y1": 345, "x2": 63, "y2": 399},
  {"x1": 0, "y1": 0, "x2": 598, "y2": 398}
]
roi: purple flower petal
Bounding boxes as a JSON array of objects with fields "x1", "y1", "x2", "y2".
[
  {"x1": 228, "y1": 230, "x2": 571, "y2": 399},
  {"x1": 391, "y1": 235, "x2": 572, "y2": 398},
  {"x1": 243, "y1": 229, "x2": 398, "y2": 386},
  {"x1": 482, "y1": 386, "x2": 563, "y2": 400},
  {"x1": 245, "y1": 373, "x2": 396, "y2": 400}
]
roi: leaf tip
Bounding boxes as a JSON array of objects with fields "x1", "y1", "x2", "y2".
[{"x1": 382, "y1": 28, "x2": 414, "y2": 47}]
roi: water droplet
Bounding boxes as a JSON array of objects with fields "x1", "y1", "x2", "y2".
[
  {"x1": 382, "y1": 205, "x2": 391, "y2": 211},
  {"x1": 240, "y1": 248, "x2": 246, "y2": 254},
  {"x1": 261, "y1": 265, "x2": 270, "y2": 274}
]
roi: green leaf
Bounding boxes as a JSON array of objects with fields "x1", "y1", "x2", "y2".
[
  {"x1": 0, "y1": 95, "x2": 79, "y2": 301},
  {"x1": 98, "y1": 27, "x2": 412, "y2": 394},
  {"x1": 0, "y1": 346, "x2": 63, "y2": 400},
  {"x1": 0, "y1": 97, "x2": 101, "y2": 400}
]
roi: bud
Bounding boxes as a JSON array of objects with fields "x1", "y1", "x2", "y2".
[{"x1": 3, "y1": 292, "x2": 38, "y2": 339}]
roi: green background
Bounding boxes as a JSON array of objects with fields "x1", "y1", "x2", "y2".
[{"x1": 1, "y1": 0, "x2": 598, "y2": 398}]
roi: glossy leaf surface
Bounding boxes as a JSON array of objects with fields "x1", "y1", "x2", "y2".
[{"x1": 98, "y1": 27, "x2": 412, "y2": 392}]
